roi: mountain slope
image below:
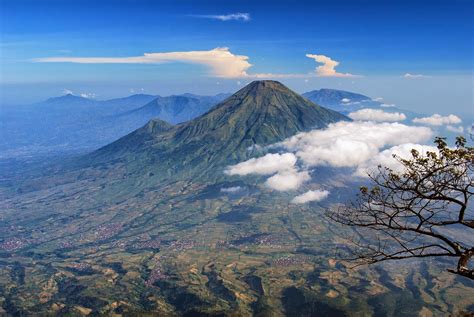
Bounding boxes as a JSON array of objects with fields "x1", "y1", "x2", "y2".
[
  {"x1": 0, "y1": 93, "x2": 225, "y2": 159},
  {"x1": 89, "y1": 81, "x2": 348, "y2": 178},
  {"x1": 125, "y1": 93, "x2": 229, "y2": 124},
  {"x1": 303, "y1": 89, "x2": 370, "y2": 108}
]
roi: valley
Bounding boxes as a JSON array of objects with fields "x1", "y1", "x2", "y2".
[{"x1": 0, "y1": 81, "x2": 472, "y2": 315}]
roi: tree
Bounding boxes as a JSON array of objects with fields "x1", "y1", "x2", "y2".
[{"x1": 327, "y1": 137, "x2": 473, "y2": 279}]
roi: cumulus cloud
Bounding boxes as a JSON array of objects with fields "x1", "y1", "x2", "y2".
[
  {"x1": 403, "y1": 73, "x2": 429, "y2": 79},
  {"x1": 305, "y1": 54, "x2": 358, "y2": 78},
  {"x1": 225, "y1": 153, "x2": 296, "y2": 176},
  {"x1": 226, "y1": 121, "x2": 434, "y2": 200},
  {"x1": 354, "y1": 143, "x2": 439, "y2": 177},
  {"x1": 191, "y1": 13, "x2": 250, "y2": 21},
  {"x1": 220, "y1": 186, "x2": 243, "y2": 193},
  {"x1": 34, "y1": 47, "x2": 252, "y2": 78},
  {"x1": 348, "y1": 109, "x2": 406, "y2": 122},
  {"x1": 341, "y1": 98, "x2": 351, "y2": 103},
  {"x1": 265, "y1": 169, "x2": 310, "y2": 191},
  {"x1": 291, "y1": 189, "x2": 330, "y2": 204},
  {"x1": 412, "y1": 114, "x2": 462, "y2": 126},
  {"x1": 279, "y1": 121, "x2": 432, "y2": 168},
  {"x1": 446, "y1": 125, "x2": 464, "y2": 133}
]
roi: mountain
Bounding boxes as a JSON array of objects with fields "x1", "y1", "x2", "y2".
[
  {"x1": 0, "y1": 93, "x2": 225, "y2": 160},
  {"x1": 302, "y1": 88, "x2": 426, "y2": 123},
  {"x1": 302, "y1": 88, "x2": 381, "y2": 114},
  {"x1": 124, "y1": 93, "x2": 229, "y2": 125},
  {"x1": 303, "y1": 89, "x2": 370, "y2": 108},
  {"x1": 89, "y1": 80, "x2": 348, "y2": 179},
  {"x1": 102, "y1": 94, "x2": 157, "y2": 110},
  {"x1": 42, "y1": 93, "x2": 101, "y2": 108}
]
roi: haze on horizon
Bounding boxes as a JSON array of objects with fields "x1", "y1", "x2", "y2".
[{"x1": 1, "y1": 0, "x2": 473, "y2": 116}]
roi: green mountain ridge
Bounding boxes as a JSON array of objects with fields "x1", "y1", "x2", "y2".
[{"x1": 88, "y1": 80, "x2": 348, "y2": 180}]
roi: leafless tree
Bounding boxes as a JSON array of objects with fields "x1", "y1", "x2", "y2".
[{"x1": 327, "y1": 137, "x2": 473, "y2": 279}]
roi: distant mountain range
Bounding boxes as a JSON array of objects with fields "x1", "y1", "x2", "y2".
[
  {"x1": 0, "y1": 93, "x2": 228, "y2": 159},
  {"x1": 2, "y1": 85, "x2": 459, "y2": 161},
  {"x1": 302, "y1": 88, "x2": 419, "y2": 116},
  {"x1": 303, "y1": 88, "x2": 373, "y2": 112},
  {"x1": 86, "y1": 81, "x2": 347, "y2": 181},
  {"x1": 121, "y1": 93, "x2": 231, "y2": 125}
]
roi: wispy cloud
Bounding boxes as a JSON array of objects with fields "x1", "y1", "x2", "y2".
[
  {"x1": 190, "y1": 13, "x2": 250, "y2": 22},
  {"x1": 306, "y1": 54, "x2": 359, "y2": 78},
  {"x1": 380, "y1": 103, "x2": 395, "y2": 108},
  {"x1": 403, "y1": 73, "x2": 429, "y2": 79},
  {"x1": 34, "y1": 47, "x2": 252, "y2": 78},
  {"x1": 80, "y1": 92, "x2": 96, "y2": 99},
  {"x1": 220, "y1": 186, "x2": 243, "y2": 193}
]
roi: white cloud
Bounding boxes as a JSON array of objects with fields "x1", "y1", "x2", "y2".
[
  {"x1": 343, "y1": 101, "x2": 361, "y2": 106},
  {"x1": 36, "y1": 49, "x2": 359, "y2": 80},
  {"x1": 80, "y1": 92, "x2": 96, "y2": 99},
  {"x1": 226, "y1": 121, "x2": 434, "y2": 200},
  {"x1": 341, "y1": 98, "x2": 351, "y2": 103},
  {"x1": 373, "y1": 97, "x2": 384, "y2": 102},
  {"x1": 354, "y1": 143, "x2": 439, "y2": 177},
  {"x1": 225, "y1": 153, "x2": 296, "y2": 176},
  {"x1": 380, "y1": 103, "x2": 395, "y2": 108},
  {"x1": 412, "y1": 114, "x2": 462, "y2": 126},
  {"x1": 279, "y1": 121, "x2": 432, "y2": 168},
  {"x1": 192, "y1": 13, "x2": 250, "y2": 21},
  {"x1": 220, "y1": 186, "x2": 243, "y2": 193},
  {"x1": 446, "y1": 125, "x2": 464, "y2": 133},
  {"x1": 291, "y1": 189, "x2": 330, "y2": 204},
  {"x1": 348, "y1": 109, "x2": 406, "y2": 122},
  {"x1": 34, "y1": 47, "x2": 252, "y2": 78},
  {"x1": 63, "y1": 89, "x2": 73, "y2": 95},
  {"x1": 403, "y1": 73, "x2": 429, "y2": 79},
  {"x1": 265, "y1": 169, "x2": 310, "y2": 191},
  {"x1": 305, "y1": 54, "x2": 359, "y2": 78}
]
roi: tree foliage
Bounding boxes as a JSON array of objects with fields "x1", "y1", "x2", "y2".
[{"x1": 327, "y1": 137, "x2": 473, "y2": 279}]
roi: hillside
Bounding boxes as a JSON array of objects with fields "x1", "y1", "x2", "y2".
[{"x1": 89, "y1": 80, "x2": 348, "y2": 179}]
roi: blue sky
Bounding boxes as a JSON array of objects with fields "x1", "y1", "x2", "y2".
[{"x1": 0, "y1": 0, "x2": 472, "y2": 114}]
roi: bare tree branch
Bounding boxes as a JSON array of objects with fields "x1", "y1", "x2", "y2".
[{"x1": 327, "y1": 136, "x2": 474, "y2": 279}]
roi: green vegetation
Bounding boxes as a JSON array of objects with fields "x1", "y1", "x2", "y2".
[{"x1": 0, "y1": 81, "x2": 472, "y2": 316}]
